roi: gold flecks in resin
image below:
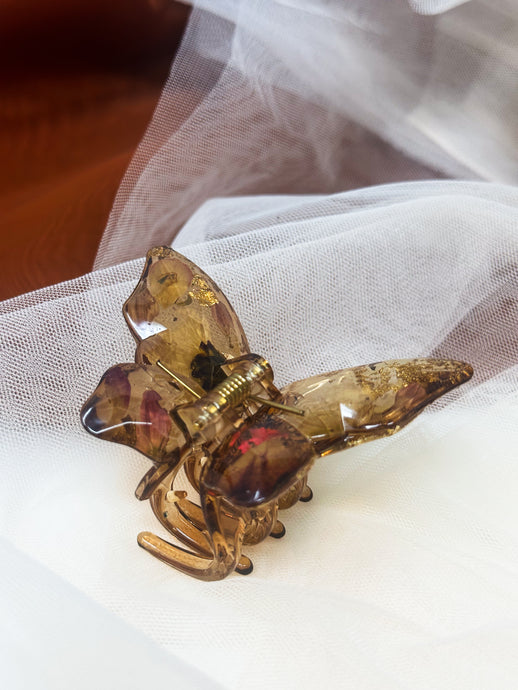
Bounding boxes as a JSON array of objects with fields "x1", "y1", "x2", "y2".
[{"x1": 189, "y1": 275, "x2": 219, "y2": 307}]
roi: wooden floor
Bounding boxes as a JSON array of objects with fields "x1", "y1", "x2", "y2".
[{"x1": 0, "y1": 0, "x2": 189, "y2": 301}]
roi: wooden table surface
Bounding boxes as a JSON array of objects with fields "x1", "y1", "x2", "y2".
[{"x1": 0, "y1": 0, "x2": 189, "y2": 301}]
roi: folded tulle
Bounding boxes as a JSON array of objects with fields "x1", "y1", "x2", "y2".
[{"x1": 96, "y1": 0, "x2": 518, "y2": 268}]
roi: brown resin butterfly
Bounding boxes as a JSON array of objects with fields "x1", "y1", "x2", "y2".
[{"x1": 81, "y1": 247, "x2": 473, "y2": 581}]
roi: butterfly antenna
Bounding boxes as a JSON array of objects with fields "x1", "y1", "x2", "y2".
[
  {"x1": 249, "y1": 395, "x2": 305, "y2": 417},
  {"x1": 156, "y1": 360, "x2": 201, "y2": 399}
]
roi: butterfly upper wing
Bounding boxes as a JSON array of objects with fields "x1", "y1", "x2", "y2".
[
  {"x1": 123, "y1": 247, "x2": 250, "y2": 391},
  {"x1": 277, "y1": 358, "x2": 473, "y2": 455}
]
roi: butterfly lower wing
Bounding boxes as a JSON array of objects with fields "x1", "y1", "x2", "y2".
[
  {"x1": 80, "y1": 362, "x2": 203, "y2": 465},
  {"x1": 278, "y1": 358, "x2": 473, "y2": 455},
  {"x1": 201, "y1": 415, "x2": 316, "y2": 508},
  {"x1": 123, "y1": 247, "x2": 250, "y2": 391}
]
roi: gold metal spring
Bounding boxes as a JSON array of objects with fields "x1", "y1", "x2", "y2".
[
  {"x1": 189, "y1": 362, "x2": 268, "y2": 432},
  {"x1": 212, "y1": 371, "x2": 252, "y2": 407}
]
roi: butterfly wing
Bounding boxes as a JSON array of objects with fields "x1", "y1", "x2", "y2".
[
  {"x1": 277, "y1": 358, "x2": 473, "y2": 455},
  {"x1": 201, "y1": 415, "x2": 316, "y2": 508},
  {"x1": 81, "y1": 247, "x2": 250, "y2": 492},
  {"x1": 81, "y1": 363, "x2": 206, "y2": 465},
  {"x1": 123, "y1": 247, "x2": 250, "y2": 391}
]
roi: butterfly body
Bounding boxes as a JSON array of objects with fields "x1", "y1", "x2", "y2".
[{"x1": 81, "y1": 247, "x2": 473, "y2": 580}]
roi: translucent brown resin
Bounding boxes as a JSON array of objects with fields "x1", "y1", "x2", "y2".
[{"x1": 81, "y1": 247, "x2": 473, "y2": 581}]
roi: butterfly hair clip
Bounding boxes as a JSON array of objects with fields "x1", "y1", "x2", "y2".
[{"x1": 81, "y1": 247, "x2": 473, "y2": 581}]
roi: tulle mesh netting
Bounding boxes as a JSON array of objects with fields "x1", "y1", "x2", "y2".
[
  {"x1": 1, "y1": 1, "x2": 518, "y2": 689},
  {"x1": 96, "y1": 0, "x2": 518, "y2": 268}
]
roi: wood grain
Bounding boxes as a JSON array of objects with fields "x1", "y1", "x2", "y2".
[{"x1": 0, "y1": 0, "x2": 190, "y2": 301}]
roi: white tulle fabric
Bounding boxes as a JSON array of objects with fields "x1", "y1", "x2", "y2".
[
  {"x1": 2, "y1": 1, "x2": 518, "y2": 689},
  {"x1": 97, "y1": 0, "x2": 518, "y2": 268}
]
